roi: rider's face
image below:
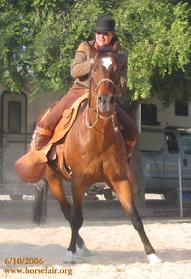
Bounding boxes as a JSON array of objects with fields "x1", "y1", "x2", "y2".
[{"x1": 95, "y1": 32, "x2": 114, "y2": 47}]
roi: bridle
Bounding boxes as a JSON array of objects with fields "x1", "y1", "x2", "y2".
[{"x1": 85, "y1": 75, "x2": 119, "y2": 132}]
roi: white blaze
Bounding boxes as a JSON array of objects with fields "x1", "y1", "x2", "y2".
[{"x1": 101, "y1": 57, "x2": 112, "y2": 69}]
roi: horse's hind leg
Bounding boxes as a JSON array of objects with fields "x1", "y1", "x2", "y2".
[
  {"x1": 111, "y1": 179, "x2": 161, "y2": 264},
  {"x1": 45, "y1": 166, "x2": 85, "y2": 250}
]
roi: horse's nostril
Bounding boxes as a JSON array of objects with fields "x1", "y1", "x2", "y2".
[{"x1": 110, "y1": 96, "x2": 114, "y2": 103}]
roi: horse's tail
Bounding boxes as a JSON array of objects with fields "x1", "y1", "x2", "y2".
[{"x1": 33, "y1": 180, "x2": 48, "y2": 224}]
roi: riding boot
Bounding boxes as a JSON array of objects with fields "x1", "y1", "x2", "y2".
[
  {"x1": 30, "y1": 126, "x2": 54, "y2": 151},
  {"x1": 117, "y1": 105, "x2": 138, "y2": 160}
]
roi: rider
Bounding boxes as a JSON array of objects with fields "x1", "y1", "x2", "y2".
[{"x1": 31, "y1": 15, "x2": 138, "y2": 158}]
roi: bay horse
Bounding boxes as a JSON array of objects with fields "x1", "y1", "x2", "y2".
[{"x1": 44, "y1": 47, "x2": 161, "y2": 264}]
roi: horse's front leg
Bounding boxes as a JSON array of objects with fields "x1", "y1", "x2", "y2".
[
  {"x1": 65, "y1": 182, "x2": 89, "y2": 263},
  {"x1": 45, "y1": 166, "x2": 87, "y2": 257},
  {"x1": 110, "y1": 178, "x2": 161, "y2": 264}
]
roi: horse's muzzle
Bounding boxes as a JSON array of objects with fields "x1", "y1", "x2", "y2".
[{"x1": 98, "y1": 94, "x2": 115, "y2": 113}]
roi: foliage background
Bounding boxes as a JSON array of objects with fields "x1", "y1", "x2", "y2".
[{"x1": 0, "y1": 0, "x2": 191, "y2": 105}]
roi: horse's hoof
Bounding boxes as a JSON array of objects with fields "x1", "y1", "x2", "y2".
[
  {"x1": 147, "y1": 253, "x2": 161, "y2": 264},
  {"x1": 64, "y1": 250, "x2": 76, "y2": 264},
  {"x1": 76, "y1": 243, "x2": 91, "y2": 257}
]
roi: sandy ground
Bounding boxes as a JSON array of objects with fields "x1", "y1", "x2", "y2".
[{"x1": 0, "y1": 219, "x2": 191, "y2": 279}]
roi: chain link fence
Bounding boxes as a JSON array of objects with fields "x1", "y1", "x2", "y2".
[
  {"x1": 142, "y1": 150, "x2": 191, "y2": 217},
  {"x1": 0, "y1": 138, "x2": 191, "y2": 222}
]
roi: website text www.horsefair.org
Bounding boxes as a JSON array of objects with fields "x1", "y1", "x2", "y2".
[{"x1": 2, "y1": 257, "x2": 73, "y2": 276}]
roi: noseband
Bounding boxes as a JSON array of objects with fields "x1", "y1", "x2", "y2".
[{"x1": 95, "y1": 78, "x2": 115, "y2": 93}]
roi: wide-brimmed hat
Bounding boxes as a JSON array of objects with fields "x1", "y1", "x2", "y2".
[{"x1": 94, "y1": 15, "x2": 116, "y2": 33}]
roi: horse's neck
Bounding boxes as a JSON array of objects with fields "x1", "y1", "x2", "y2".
[{"x1": 82, "y1": 106, "x2": 115, "y2": 144}]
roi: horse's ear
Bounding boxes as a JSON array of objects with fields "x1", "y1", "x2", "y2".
[{"x1": 112, "y1": 41, "x2": 121, "y2": 53}]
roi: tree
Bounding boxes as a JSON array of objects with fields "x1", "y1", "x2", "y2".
[
  {"x1": 0, "y1": 0, "x2": 102, "y2": 97},
  {"x1": 0, "y1": 0, "x2": 191, "y2": 104},
  {"x1": 115, "y1": 0, "x2": 191, "y2": 104}
]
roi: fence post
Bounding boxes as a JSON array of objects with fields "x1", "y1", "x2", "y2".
[{"x1": 178, "y1": 152, "x2": 183, "y2": 218}]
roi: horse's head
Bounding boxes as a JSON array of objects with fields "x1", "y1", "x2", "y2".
[{"x1": 90, "y1": 47, "x2": 120, "y2": 114}]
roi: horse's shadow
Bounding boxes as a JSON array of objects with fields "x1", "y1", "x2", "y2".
[{"x1": 0, "y1": 243, "x2": 190, "y2": 267}]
